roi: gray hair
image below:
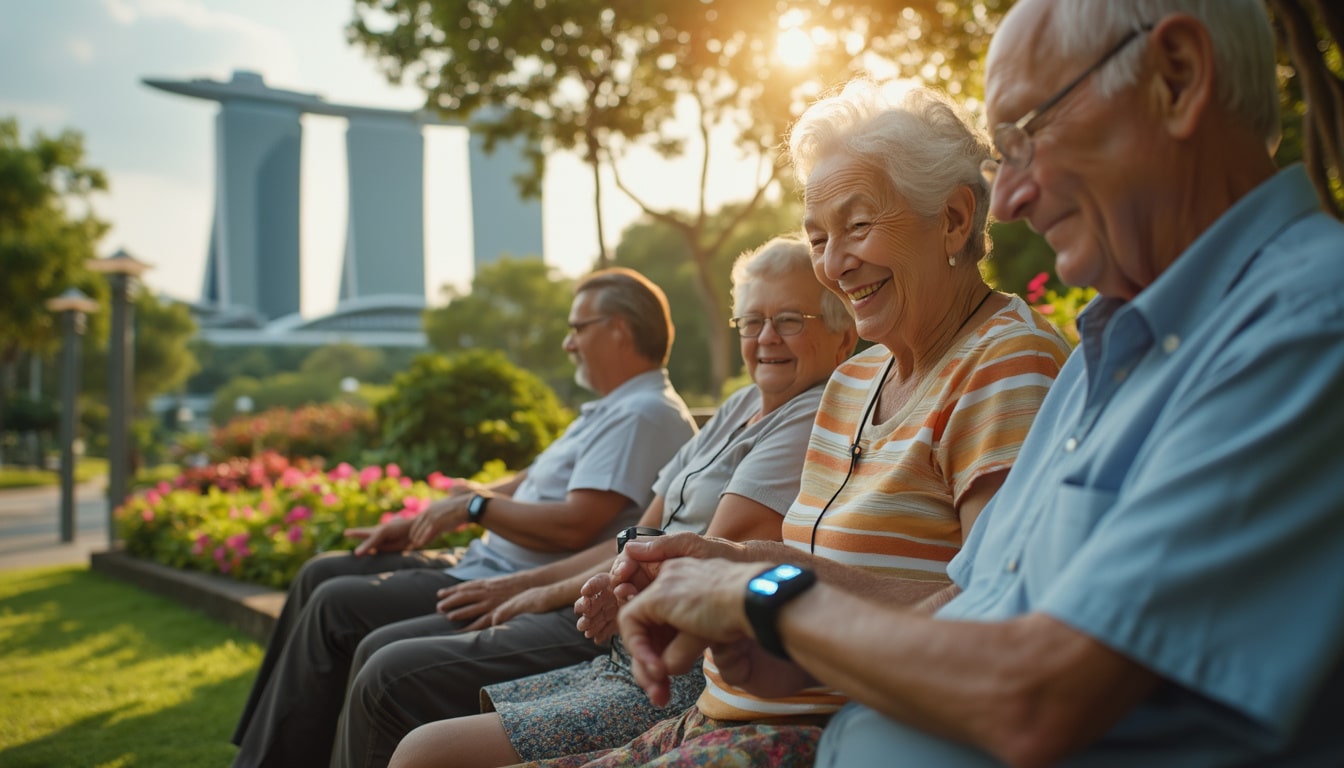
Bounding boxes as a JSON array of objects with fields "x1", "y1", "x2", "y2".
[
  {"x1": 730, "y1": 236, "x2": 853, "y2": 334},
  {"x1": 788, "y1": 80, "x2": 993, "y2": 264},
  {"x1": 576, "y1": 267, "x2": 673, "y2": 365},
  {"x1": 1044, "y1": 0, "x2": 1280, "y2": 151}
]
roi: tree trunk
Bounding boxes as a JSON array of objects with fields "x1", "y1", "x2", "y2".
[
  {"x1": 689, "y1": 249, "x2": 731, "y2": 397},
  {"x1": 1269, "y1": 0, "x2": 1344, "y2": 218}
]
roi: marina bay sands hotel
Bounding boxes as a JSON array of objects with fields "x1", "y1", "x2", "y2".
[{"x1": 145, "y1": 70, "x2": 544, "y2": 346}]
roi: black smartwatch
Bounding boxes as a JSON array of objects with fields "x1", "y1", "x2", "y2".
[
  {"x1": 616, "y1": 526, "x2": 665, "y2": 553},
  {"x1": 744, "y1": 564, "x2": 817, "y2": 661},
  {"x1": 466, "y1": 493, "x2": 490, "y2": 525}
]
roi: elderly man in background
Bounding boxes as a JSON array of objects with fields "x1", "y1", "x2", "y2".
[
  {"x1": 231, "y1": 267, "x2": 698, "y2": 768},
  {"x1": 614, "y1": 1, "x2": 1344, "y2": 765}
]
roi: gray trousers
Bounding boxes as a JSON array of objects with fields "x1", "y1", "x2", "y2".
[
  {"x1": 230, "y1": 550, "x2": 462, "y2": 768},
  {"x1": 332, "y1": 606, "x2": 607, "y2": 768}
]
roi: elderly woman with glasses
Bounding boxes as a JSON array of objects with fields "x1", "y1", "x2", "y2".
[{"x1": 388, "y1": 81, "x2": 1072, "y2": 768}]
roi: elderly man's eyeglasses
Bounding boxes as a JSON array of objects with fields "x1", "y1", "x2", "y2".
[
  {"x1": 729, "y1": 312, "x2": 822, "y2": 338},
  {"x1": 980, "y1": 23, "x2": 1153, "y2": 186},
  {"x1": 567, "y1": 316, "x2": 608, "y2": 334}
]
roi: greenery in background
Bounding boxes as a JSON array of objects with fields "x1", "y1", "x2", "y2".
[
  {"x1": 424, "y1": 257, "x2": 580, "y2": 402},
  {"x1": 0, "y1": 566, "x2": 261, "y2": 767},
  {"x1": 207, "y1": 402, "x2": 379, "y2": 467},
  {"x1": 0, "y1": 457, "x2": 106, "y2": 490},
  {"x1": 370, "y1": 350, "x2": 573, "y2": 479}
]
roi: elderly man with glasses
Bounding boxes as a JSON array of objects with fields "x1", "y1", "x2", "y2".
[
  {"x1": 612, "y1": 1, "x2": 1344, "y2": 765},
  {"x1": 230, "y1": 268, "x2": 698, "y2": 768}
]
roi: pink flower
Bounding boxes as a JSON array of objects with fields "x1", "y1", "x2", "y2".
[
  {"x1": 192, "y1": 534, "x2": 210, "y2": 556},
  {"x1": 213, "y1": 545, "x2": 228, "y2": 563},
  {"x1": 330, "y1": 463, "x2": 355, "y2": 480},
  {"x1": 1037, "y1": 303, "x2": 1055, "y2": 315},
  {"x1": 401, "y1": 497, "x2": 424, "y2": 514},
  {"x1": 379, "y1": 512, "x2": 395, "y2": 524},
  {"x1": 145, "y1": 490, "x2": 161, "y2": 505},
  {"x1": 226, "y1": 532, "x2": 250, "y2": 550},
  {"x1": 1027, "y1": 272, "x2": 1050, "y2": 303},
  {"x1": 156, "y1": 481, "x2": 172, "y2": 495},
  {"x1": 359, "y1": 466, "x2": 383, "y2": 486},
  {"x1": 400, "y1": 477, "x2": 412, "y2": 488},
  {"x1": 286, "y1": 525, "x2": 304, "y2": 543},
  {"x1": 284, "y1": 505, "x2": 312, "y2": 524},
  {"x1": 140, "y1": 508, "x2": 155, "y2": 522},
  {"x1": 427, "y1": 472, "x2": 453, "y2": 491},
  {"x1": 386, "y1": 463, "x2": 402, "y2": 479},
  {"x1": 322, "y1": 493, "x2": 339, "y2": 507}
]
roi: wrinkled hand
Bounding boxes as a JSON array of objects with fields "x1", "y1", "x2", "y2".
[
  {"x1": 408, "y1": 496, "x2": 467, "y2": 550},
  {"x1": 574, "y1": 572, "x2": 625, "y2": 644},
  {"x1": 618, "y1": 557, "x2": 763, "y2": 706},
  {"x1": 482, "y1": 585, "x2": 562, "y2": 630},
  {"x1": 435, "y1": 575, "x2": 528, "y2": 625},
  {"x1": 346, "y1": 517, "x2": 415, "y2": 556}
]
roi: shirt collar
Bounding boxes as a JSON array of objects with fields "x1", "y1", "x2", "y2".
[{"x1": 578, "y1": 368, "x2": 670, "y2": 415}]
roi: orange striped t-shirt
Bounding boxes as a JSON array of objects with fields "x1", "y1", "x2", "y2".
[{"x1": 698, "y1": 295, "x2": 1071, "y2": 720}]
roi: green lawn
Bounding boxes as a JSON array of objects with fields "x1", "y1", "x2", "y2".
[
  {"x1": 0, "y1": 565, "x2": 262, "y2": 767},
  {"x1": 0, "y1": 458, "x2": 109, "y2": 490}
]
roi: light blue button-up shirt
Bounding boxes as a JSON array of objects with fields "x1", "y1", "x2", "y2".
[{"x1": 819, "y1": 166, "x2": 1344, "y2": 767}]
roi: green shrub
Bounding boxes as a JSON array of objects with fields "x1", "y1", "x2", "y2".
[
  {"x1": 371, "y1": 350, "x2": 573, "y2": 479},
  {"x1": 210, "y1": 401, "x2": 379, "y2": 465}
]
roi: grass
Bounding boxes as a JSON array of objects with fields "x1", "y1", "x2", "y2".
[
  {"x1": 0, "y1": 565, "x2": 262, "y2": 767},
  {"x1": 0, "y1": 458, "x2": 109, "y2": 490}
]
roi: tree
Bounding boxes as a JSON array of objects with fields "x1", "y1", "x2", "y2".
[
  {"x1": 423, "y1": 257, "x2": 579, "y2": 400},
  {"x1": 1267, "y1": 0, "x2": 1343, "y2": 217},
  {"x1": 348, "y1": 0, "x2": 1009, "y2": 396},
  {"x1": 0, "y1": 118, "x2": 108, "y2": 440}
]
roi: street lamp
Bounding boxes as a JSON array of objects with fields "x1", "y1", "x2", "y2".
[
  {"x1": 44, "y1": 288, "x2": 99, "y2": 544},
  {"x1": 88, "y1": 248, "x2": 151, "y2": 548}
]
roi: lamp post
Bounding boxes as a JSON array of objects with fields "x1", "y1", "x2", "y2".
[
  {"x1": 88, "y1": 248, "x2": 151, "y2": 548},
  {"x1": 44, "y1": 288, "x2": 99, "y2": 544}
]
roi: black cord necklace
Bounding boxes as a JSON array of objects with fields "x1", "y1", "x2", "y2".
[{"x1": 807, "y1": 288, "x2": 994, "y2": 552}]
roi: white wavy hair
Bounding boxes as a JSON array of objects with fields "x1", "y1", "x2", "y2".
[
  {"x1": 787, "y1": 80, "x2": 994, "y2": 264},
  {"x1": 731, "y1": 236, "x2": 853, "y2": 334}
]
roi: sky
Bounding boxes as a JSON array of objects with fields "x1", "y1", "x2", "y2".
[{"x1": 1, "y1": 0, "x2": 768, "y2": 318}]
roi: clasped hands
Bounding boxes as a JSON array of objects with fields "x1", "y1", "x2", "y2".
[{"x1": 574, "y1": 532, "x2": 813, "y2": 706}]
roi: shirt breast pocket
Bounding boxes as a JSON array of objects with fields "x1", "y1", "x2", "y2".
[{"x1": 1021, "y1": 481, "x2": 1117, "y2": 600}]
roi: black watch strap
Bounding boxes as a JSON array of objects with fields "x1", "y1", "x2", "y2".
[
  {"x1": 466, "y1": 493, "x2": 490, "y2": 525},
  {"x1": 743, "y1": 564, "x2": 817, "y2": 661}
]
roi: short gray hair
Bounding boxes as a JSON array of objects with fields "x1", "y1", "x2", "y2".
[
  {"x1": 576, "y1": 268, "x2": 673, "y2": 365},
  {"x1": 730, "y1": 236, "x2": 853, "y2": 334},
  {"x1": 788, "y1": 80, "x2": 993, "y2": 264},
  {"x1": 1044, "y1": 0, "x2": 1280, "y2": 150}
]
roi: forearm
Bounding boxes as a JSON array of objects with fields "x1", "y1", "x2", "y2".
[
  {"x1": 513, "y1": 541, "x2": 617, "y2": 590},
  {"x1": 776, "y1": 587, "x2": 1156, "y2": 767},
  {"x1": 737, "y1": 540, "x2": 948, "y2": 606},
  {"x1": 479, "y1": 497, "x2": 611, "y2": 552}
]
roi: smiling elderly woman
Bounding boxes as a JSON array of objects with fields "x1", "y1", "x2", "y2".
[{"x1": 388, "y1": 81, "x2": 1073, "y2": 768}]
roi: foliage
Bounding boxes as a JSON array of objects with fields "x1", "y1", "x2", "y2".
[
  {"x1": 0, "y1": 566, "x2": 261, "y2": 767},
  {"x1": 0, "y1": 458, "x2": 105, "y2": 490},
  {"x1": 0, "y1": 118, "x2": 109, "y2": 438},
  {"x1": 0, "y1": 395, "x2": 58, "y2": 434},
  {"x1": 209, "y1": 372, "x2": 349, "y2": 425},
  {"x1": 116, "y1": 454, "x2": 482, "y2": 589},
  {"x1": 187, "y1": 342, "x2": 416, "y2": 398},
  {"x1": 1025, "y1": 272, "x2": 1096, "y2": 347},
  {"x1": 1266, "y1": 0, "x2": 1344, "y2": 217},
  {"x1": 424, "y1": 257, "x2": 580, "y2": 400},
  {"x1": 370, "y1": 350, "x2": 573, "y2": 479},
  {"x1": 209, "y1": 402, "x2": 380, "y2": 466}
]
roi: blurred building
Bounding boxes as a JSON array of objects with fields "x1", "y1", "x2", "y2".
[{"x1": 144, "y1": 69, "x2": 544, "y2": 347}]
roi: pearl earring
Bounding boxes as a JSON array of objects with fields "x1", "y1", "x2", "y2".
[{"x1": 948, "y1": 256, "x2": 957, "y2": 267}]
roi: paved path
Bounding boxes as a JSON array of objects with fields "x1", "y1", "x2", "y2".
[{"x1": 0, "y1": 479, "x2": 114, "y2": 571}]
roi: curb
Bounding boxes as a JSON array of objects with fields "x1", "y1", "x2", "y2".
[{"x1": 90, "y1": 550, "x2": 284, "y2": 644}]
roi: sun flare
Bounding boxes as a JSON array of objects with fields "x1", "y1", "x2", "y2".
[{"x1": 776, "y1": 26, "x2": 816, "y2": 68}]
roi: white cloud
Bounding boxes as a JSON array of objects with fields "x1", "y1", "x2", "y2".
[
  {"x1": 67, "y1": 38, "x2": 96, "y2": 64},
  {"x1": 103, "y1": 0, "x2": 138, "y2": 24}
]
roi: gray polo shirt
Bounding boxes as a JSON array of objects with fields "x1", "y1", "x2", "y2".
[{"x1": 447, "y1": 369, "x2": 696, "y2": 580}]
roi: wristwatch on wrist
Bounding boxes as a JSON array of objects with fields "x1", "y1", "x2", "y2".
[
  {"x1": 744, "y1": 564, "x2": 817, "y2": 661},
  {"x1": 466, "y1": 493, "x2": 490, "y2": 525},
  {"x1": 616, "y1": 525, "x2": 665, "y2": 553}
]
